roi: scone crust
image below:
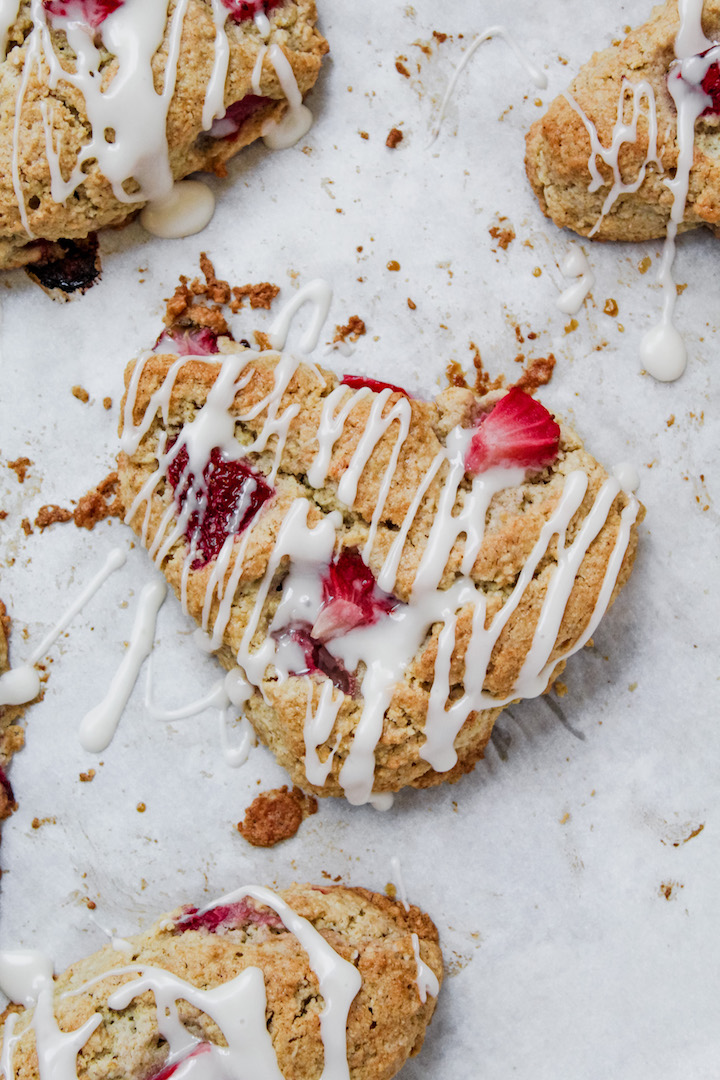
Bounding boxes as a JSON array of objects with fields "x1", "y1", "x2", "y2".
[
  {"x1": 0, "y1": 0, "x2": 328, "y2": 268},
  {"x1": 0, "y1": 884, "x2": 442, "y2": 1080},
  {"x1": 525, "y1": 0, "x2": 720, "y2": 240},
  {"x1": 118, "y1": 350, "x2": 643, "y2": 798}
]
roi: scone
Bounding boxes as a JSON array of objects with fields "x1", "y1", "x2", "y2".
[
  {"x1": 525, "y1": 0, "x2": 720, "y2": 240},
  {"x1": 0, "y1": 883, "x2": 442, "y2": 1080},
  {"x1": 0, "y1": 0, "x2": 328, "y2": 270},
  {"x1": 117, "y1": 342, "x2": 643, "y2": 805}
]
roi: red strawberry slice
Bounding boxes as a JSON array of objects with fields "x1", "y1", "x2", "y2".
[
  {"x1": 341, "y1": 374, "x2": 410, "y2": 397},
  {"x1": 166, "y1": 445, "x2": 274, "y2": 568},
  {"x1": 221, "y1": 0, "x2": 283, "y2": 22},
  {"x1": 154, "y1": 327, "x2": 221, "y2": 356},
  {"x1": 465, "y1": 388, "x2": 560, "y2": 474},
  {"x1": 273, "y1": 623, "x2": 358, "y2": 697},
  {"x1": 311, "y1": 549, "x2": 397, "y2": 643},
  {"x1": 149, "y1": 1044, "x2": 212, "y2": 1080},
  {"x1": 43, "y1": 0, "x2": 123, "y2": 28},
  {"x1": 177, "y1": 899, "x2": 285, "y2": 934}
]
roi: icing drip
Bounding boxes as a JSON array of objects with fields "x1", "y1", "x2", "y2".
[
  {"x1": 388, "y1": 857, "x2": 439, "y2": 1004},
  {"x1": 0, "y1": 887, "x2": 362, "y2": 1080},
  {"x1": 261, "y1": 43, "x2": 313, "y2": 148},
  {"x1": 140, "y1": 180, "x2": 216, "y2": 239},
  {"x1": 122, "y1": 289, "x2": 640, "y2": 804},
  {"x1": 79, "y1": 579, "x2": 167, "y2": 753},
  {"x1": 0, "y1": 547, "x2": 126, "y2": 707},
  {"x1": 556, "y1": 244, "x2": 595, "y2": 315},
  {"x1": 429, "y1": 25, "x2": 548, "y2": 144}
]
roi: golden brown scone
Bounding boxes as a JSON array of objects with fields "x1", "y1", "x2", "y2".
[
  {"x1": 526, "y1": 0, "x2": 720, "y2": 240},
  {"x1": 0, "y1": 1, "x2": 328, "y2": 270},
  {"x1": 0, "y1": 884, "x2": 442, "y2": 1080},
  {"x1": 117, "y1": 342, "x2": 643, "y2": 803},
  {"x1": 0, "y1": 601, "x2": 26, "y2": 825}
]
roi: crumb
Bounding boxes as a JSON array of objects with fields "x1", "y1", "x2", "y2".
[
  {"x1": 254, "y1": 330, "x2": 272, "y2": 351},
  {"x1": 512, "y1": 354, "x2": 556, "y2": 392},
  {"x1": 231, "y1": 282, "x2": 280, "y2": 311},
  {"x1": 433, "y1": 31, "x2": 447, "y2": 43},
  {"x1": 445, "y1": 360, "x2": 468, "y2": 388},
  {"x1": 0, "y1": 511, "x2": 7, "y2": 520},
  {"x1": 659, "y1": 881, "x2": 683, "y2": 901},
  {"x1": 387, "y1": 260, "x2": 400, "y2": 272},
  {"x1": 666, "y1": 415, "x2": 675, "y2": 427},
  {"x1": 136, "y1": 802, "x2": 146, "y2": 813},
  {"x1": 20, "y1": 518, "x2": 33, "y2": 536},
  {"x1": 395, "y1": 58, "x2": 410, "y2": 77},
  {"x1": 79, "y1": 769, "x2": 96, "y2": 782},
  {"x1": 488, "y1": 222, "x2": 515, "y2": 251},
  {"x1": 71, "y1": 385, "x2": 90, "y2": 403},
  {"x1": 385, "y1": 883, "x2": 398, "y2": 900},
  {"x1": 514, "y1": 325, "x2": 524, "y2": 344},
  {"x1": 73, "y1": 472, "x2": 123, "y2": 530},
  {"x1": 359, "y1": 130, "x2": 369, "y2": 140},
  {"x1": 564, "y1": 318, "x2": 579, "y2": 334},
  {"x1": 470, "y1": 342, "x2": 503, "y2": 396},
  {"x1": 554, "y1": 681, "x2": 568, "y2": 697},
  {"x1": 532, "y1": 266, "x2": 542, "y2": 277},
  {"x1": 7, "y1": 458, "x2": 32, "y2": 484},
  {"x1": 603, "y1": 298, "x2": 619, "y2": 317},
  {"x1": 407, "y1": 298, "x2": 416, "y2": 310},
  {"x1": 86, "y1": 899, "x2": 97, "y2": 910},
  {"x1": 333, "y1": 316, "x2": 366, "y2": 344},
  {"x1": 676, "y1": 283, "x2": 687, "y2": 295},
  {"x1": 386, "y1": 127, "x2": 403, "y2": 148},
  {"x1": 103, "y1": 397, "x2": 112, "y2": 410},
  {"x1": 638, "y1": 256, "x2": 652, "y2": 274},
  {"x1": 35, "y1": 505, "x2": 73, "y2": 531},
  {"x1": 559, "y1": 812, "x2": 571, "y2": 824},
  {"x1": 237, "y1": 785, "x2": 318, "y2": 848}
]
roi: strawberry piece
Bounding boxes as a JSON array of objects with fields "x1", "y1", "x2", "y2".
[
  {"x1": 166, "y1": 445, "x2": 274, "y2": 568},
  {"x1": 177, "y1": 900, "x2": 285, "y2": 933},
  {"x1": 341, "y1": 374, "x2": 410, "y2": 397},
  {"x1": 311, "y1": 549, "x2": 397, "y2": 643},
  {"x1": 154, "y1": 327, "x2": 221, "y2": 356},
  {"x1": 208, "y1": 95, "x2": 274, "y2": 141},
  {"x1": 701, "y1": 60, "x2": 720, "y2": 115},
  {"x1": 43, "y1": 0, "x2": 123, "y2": 28},
  {"x1": 465, "y1": 388, "x2": 560, "y2": 474},
  {"x1": 221, "y1": 0, "x2": 283, "y2": 22},
  {"x1": 273, "y1": 623, "x2": 358, "y2": 697},
  {"x1": 149, "y1": 1044, "x2": 212, "y2": 1080}
]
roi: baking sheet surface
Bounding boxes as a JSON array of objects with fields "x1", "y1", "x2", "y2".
[{"x1": 0, "y1": 3, "x2": 718, "y2": 1078}]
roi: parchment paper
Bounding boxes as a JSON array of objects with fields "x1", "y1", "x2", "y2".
[{"x1": 0, "y1": 3, "x2": 718, "y2": 1078}]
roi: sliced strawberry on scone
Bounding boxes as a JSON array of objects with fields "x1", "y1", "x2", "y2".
[
  {"x1": 465, "y1": 388, "x2": 561, "y2": 475},
  {"x1": 311, "y1": 549, "x2": 398, "y2": 643},
  {"x1": 43, "y1": 0, "x2": 124, "y2": 27}
]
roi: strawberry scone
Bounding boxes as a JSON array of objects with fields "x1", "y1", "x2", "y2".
[
  {"x1": 525, "y1": 0, "x2": 720, "y2": 241},
  {"x1": 117, "y1": 336, "x2": 643, "y2": 805},
  {"x1": 0, "y1": 883, "x2": 442, "y2": 1080},
  {"x1": 0, "y1": 0, "x2": 327, "y2": 270}
]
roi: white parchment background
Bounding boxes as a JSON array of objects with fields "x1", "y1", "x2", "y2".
[{"x1": 0, "y1": 2, "x2": 718, "y2": 1078}]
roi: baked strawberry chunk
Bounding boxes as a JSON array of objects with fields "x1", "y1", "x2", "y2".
[
  {"x1": 149, "y1": 1044, "x2": 212, "y2": 1080},
  {"x1": 312, "y1": 549, "x2": 397, "y2": 643},
  {"x1": 166, "y1": 446, "x2": 273, "y2": 568},
  {"x1": 465, "y1": 388, "x2": 560, "y2": 474},
  {"x1": 221, "y1": 0, "x2": 283, "y2": 20},
  {"x1": 177, "y1": 900, "x2": 285, "y2": 933},
  {"x1": 701, "y1": 59, "x2": 720, "y2": 115},
  {"x1": 154, "y1": 327, "x2": 220, "y2": 356},
  {"x1": 208, "y1": 95, "x2": 274, "y2": 141},
  {"x1": 341, "y1": 374, "x2": 410, "y2": 397},
  {"x1": 274, "y1": 623, "x2": 358, "y2": 697},
  {"x1": 43, "y1": 0, "x2": 123, "y2": 27}
]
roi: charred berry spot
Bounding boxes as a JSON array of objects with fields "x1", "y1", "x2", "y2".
[{"x1": 166, "y1": 445, "x2": 274, "y2": 568}]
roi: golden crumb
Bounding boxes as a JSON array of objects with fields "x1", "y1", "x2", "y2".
[
  {"x1": 407, "y1": 297, "x2": 416, "y2": 310},
  {"x1": 103, "y1": 397, "x2": 112, "y2": 410},
  {"x1": 79, "y1": 769, "x2": 96, "y2": 782},
  {"x1": 20, "y1": 518, "x2": 32, "y2": 536},
  {"x1": 237, "y1": 785, "x2": 318, "y2": 847},
  {"x1": 7, "y1": 457, "x2": 32, "y2": 483},
  {"x1": 74, "y1": 472, "x2": 123, "y2": 530},
  {"x1": 137, "y1": 802, "x2": 146, "y2": 813},
  {"x1": 333, "y1": 315, "x2": 366, "y2": 344},
  {"x1": 72, "y1": 385, "x2": 90, "y2": 403},
  {"x1": 35, "y1": 504, "x2": 73, "y2": 530},
  {"x1": 395, "y1": 58, "x2": 410, "y2": 77},
  {"x1": 386, "y1": 127, "x2": 404, "y2": 148},
  {"x1": 488, "y1": 223, "x2": 515, "y2": 250},
  {"x1": 387, "y1": 260, "x2": 400, "y2": 272}
]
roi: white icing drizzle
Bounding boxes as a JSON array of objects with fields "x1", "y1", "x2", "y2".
[
  {"x1": 429, "y1": 25, "x2": 548, "y2": 144},
  {"x1": 0, "y1": 548, "x2": 126, "y2": 707},
  {"x1": 388, "y1": 858, "x2": 439, "y2": 1004},
  {"x1": 556, "y1": 244, "x2": 595, "y2": 315},
  {"x1": 261, "y1": 42, "x2": 313, "y2": 148},
  {"x1": 140, "y1": 180, "x2": 216, "y2": 239},
  {"x1": 0, "y1": 887, "x2": 363, "y2": 1080},
  {"x1": 267, "y1": 279, "x2": 333, "y2": 353},
  {"x1": 79, "y1": 579, "x2": 167, "y2": 753},
  {"x1": 7, "y1": 0, "x2": 311, "y2": 237},
  {"x1": 563, "y1": 81, "x2": 662, "y2": 238},
  {"x1": 0, "y1": 951, "x2": 53, "y2": 1007},
  {"x1": 122, "y1": 290, "x2": 641, "y2": 805}
]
